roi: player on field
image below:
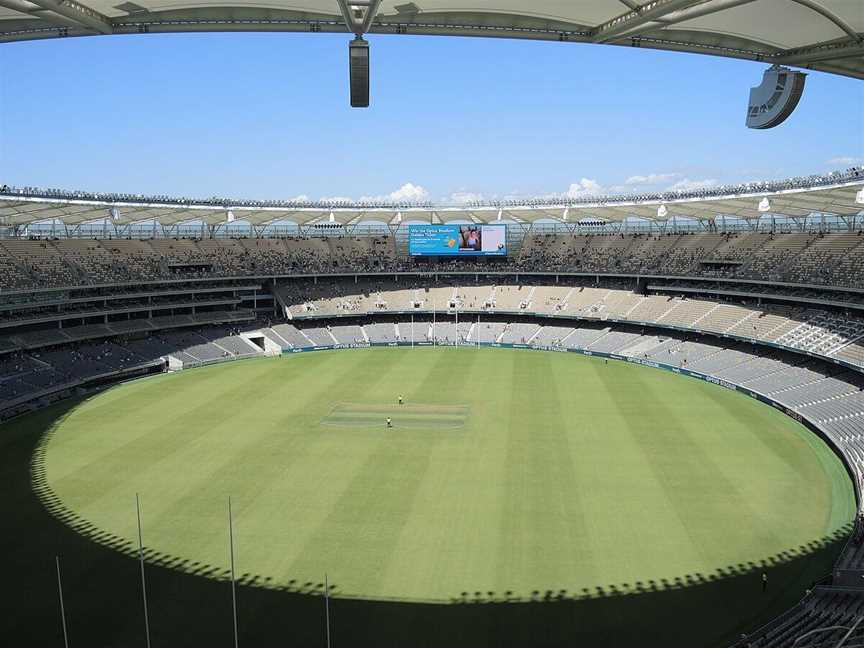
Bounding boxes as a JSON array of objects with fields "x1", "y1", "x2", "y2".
[
  {"x1": 398, "y1": 395, "x2": 403, "y2": 405},
  {"x1": 386, "y1": 417, "x2": 392, "y2": 428}
]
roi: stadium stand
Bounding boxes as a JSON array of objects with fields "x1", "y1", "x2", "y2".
[
  {"x1": 2, "y1": 173, "x2": 864, "y2": 646},
  {"x1": 1, "y1": 231, "x2": 864, "y2": 290}
]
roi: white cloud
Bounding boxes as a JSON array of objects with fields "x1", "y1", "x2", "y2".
[
  {"x1": 361, "y1": 182, "x2": 430, "y2": 203},
  {"x1": 827, "y1": 156, "x2": 862, "y2": 166},
  {"x1": 666, "y1": 178, "x2": 718, "y2": 192},
  {"x1": 319, "y1": 182, "x2": 431, "y2": 204},
  {"x1": 565, "y1": 178, "x2": 604, "y2": 199},
  {"x1": 446, "y1": 190, "x2": 485, "y2": 204},
  {"x1": 387, "y1": 182, "x2": 430, "y2": 202},
  {"x1": 624, "y1": 172, "x2": 680, "y2": 185},
  {"x1": 290, "y1": 194, "x2": 310, "y2": 202}
]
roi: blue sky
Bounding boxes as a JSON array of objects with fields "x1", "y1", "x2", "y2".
[{"x1": 0, "y1": 31, "x2": 861, "y2": 203}]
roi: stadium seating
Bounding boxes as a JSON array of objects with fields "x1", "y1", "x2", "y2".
[
  {"x1": 3, "y1": 225, "x2": 864, "y2": 646},
  {"x1": 733, "y1": 590, "x2": 864, "y2": 647},
  {"x1": 0, "y1": 232, "x2": 863, "y2": 290},
  {"x1": 268, "y1": 279, "x2": 864, "y2": 371}
]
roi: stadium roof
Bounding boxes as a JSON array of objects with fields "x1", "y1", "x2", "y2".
[
  {"x1": 1, "y1": 171, "x2": 861, "y2": 227},
  {"x1": 0, "y1": 1, "x2": 862, "y2": 79}
]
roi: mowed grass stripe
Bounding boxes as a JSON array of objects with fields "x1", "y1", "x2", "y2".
[
  {"x1": 46, "y1": 359, "x2": 293, "y2": 512},
  {"x1": 282, "y1": 350, "x2": 451, "y2": 596},
  {"x1": 589, "y1": 360, "x2": 725, "y2": 576},
  {"x1": 143, "y1": 350, "x2": 410, "y2": 580},
  {"x1": 44, "y1": 359, "x2": 280, "y2": 479},
  {"x1": 571, "y1": 360, "x2": 675, "y2": 584},
  {"x1": 379, "y1": 348, "x2": 510, "y2": 598},
  {"x1": 636, "y1": 372, "x2": 788, "y2": 562},
  {"x1": 57, "y1": 358, "x2": 321, "y2": 541},
  {"x1": 496, "y1": 351, "x2": 598, "y2": 591},
  {"x1": 242, "y1": 349, "x2": 437, "y2": 588},
  {"x1": 49, "y1": 352, "x2": 382, "y2": 560},
  {"x1": 696, "y1": 383, "x2": 845, "y2": 541},
  {"x1": 40, "y1": 348, "x2": 855, "y2": 603}
]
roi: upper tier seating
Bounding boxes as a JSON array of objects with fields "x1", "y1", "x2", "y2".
[{"x1": 1, "y1": 231, "x2": 864, "y2": 290}]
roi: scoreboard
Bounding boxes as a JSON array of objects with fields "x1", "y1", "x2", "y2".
[{"x1": 408, "y1": 224, "x2": 507, "y2": 257}]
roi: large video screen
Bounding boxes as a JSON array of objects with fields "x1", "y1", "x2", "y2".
[{"x1": 408, "y1": 224, "x2": 507, "y2": 257}]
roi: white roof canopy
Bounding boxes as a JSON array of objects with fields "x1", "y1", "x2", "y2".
[
  {"x1": 0, "y1": 1, "x2": 861, "y2": 79},
  {"x1": 1, "y1": 177, "x2": 860, "y2": 227}
]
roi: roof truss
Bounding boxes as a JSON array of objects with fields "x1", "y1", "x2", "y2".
[
  {"x1": 3, "y1": 179, "x2": 860, "y2": 228},
  {"x1": 28, "y1": 0, "x2": 110, "y2": 33},
  {"x1": 0, "y1": 1, "x2": 861, "y2": 80},
  {"x1": 593, "y1": 0, "x2": 709, "y2": 43}
]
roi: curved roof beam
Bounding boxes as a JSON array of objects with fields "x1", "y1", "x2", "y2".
[
  {"x1": 619, "y1": 0, "x2": 759, "y2": 34},
  {"x1": 788, "y1": 0, "x2": 861, "y2": 42},
  {"x1": 0, "y1": 0, "x2": 84, "y2": 30},
  {"x1": 592, "y1": 0, "x2": 709, "y2": 43},
  {"x1": 777, "y1": 38, "x2": 864, "y2": 65},
  {"x1": 27, "y1": 0, "x2": 111, "y2": 34}
]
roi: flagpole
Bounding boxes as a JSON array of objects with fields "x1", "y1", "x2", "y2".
[
  {"x1": 433, "y1": 308, "x2": 436, "y2": 347},
  {"x1": 411, "y1": 313, "x2": 414, "y2": 349},
  {"x1": 324, "y1": 573, "x2": 332, "y2": 648},
  {"x1": 477, "y1": 314, "x2": 480, "y2": 349},
  {"x1": 55, "y1": 556, "x2": 70, "y2": 648},
  {"x1": 136, "y1": 494, "x2": 152, "y2": 648},
  {"x1": 229, "y1": 496, "x2": 239, "y2": 648},
  {"x1": 455, "y1": 306, "x2": 459, "y2": 348}
]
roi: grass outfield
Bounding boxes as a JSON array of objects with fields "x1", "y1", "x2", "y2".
[{"x1": 40, "y1": 348, "x2": 854, "y2": 611}]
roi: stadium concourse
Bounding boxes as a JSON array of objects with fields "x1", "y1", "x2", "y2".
[{"x1": 2, "y1": 170, "x2": 864, "y2": 646}]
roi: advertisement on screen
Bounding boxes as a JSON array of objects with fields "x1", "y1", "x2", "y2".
[{"x1": 408, "y1": 224, "x2": 507, "y2": 256}]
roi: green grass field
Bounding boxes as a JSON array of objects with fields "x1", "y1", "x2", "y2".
[{"x1": 39, "y1": 347, "x2": 855, "y2": 608}]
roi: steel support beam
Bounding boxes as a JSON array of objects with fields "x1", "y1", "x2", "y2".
[
  {"x1": 789, "y1": 0, "x2": 859, "y2": 41},
  {"x1": 0, "y1": 0, "x2": 82, "y2": 30},
  {"x1": 776, "y1": 38, "x2": 864, "y2": 65},
  {"x1": 27, "y1": 0, "x2": 111, "y2": 34},
  {"x1": 593, "y1": 0, "x2": 707, "y2": 43},
  {"x1": 336, "y1": 0, "x2": 382, "y2": 37},
  {"x1": 605, "y1": 0, "x2": 759, "y2": 40}
]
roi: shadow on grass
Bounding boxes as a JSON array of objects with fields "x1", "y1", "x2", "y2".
[{"x1": 3, "y1": 399, "x2": 852, "y2": 648}]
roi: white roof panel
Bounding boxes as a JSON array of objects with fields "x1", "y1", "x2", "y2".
[
  {"x1": 2, "y1": 175, "x2": 861, "y2": 226},
  {"x1": 0, "y1": 1, "x2": 861, "y2": 79},
  {"x1": 674, "y1": 0, "x2": 849, "y2": 50}
]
